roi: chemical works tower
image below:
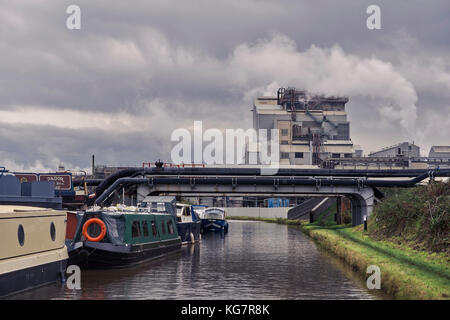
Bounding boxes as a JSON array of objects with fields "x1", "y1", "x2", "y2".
[{"x1": 248, "y1": 87, "x2": 355, "y2": 166}]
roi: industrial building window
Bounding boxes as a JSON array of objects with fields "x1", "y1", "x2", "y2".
[
  {"x1": 281, "y1": 129, "x2": 289, "y2": 136},
  {"x1": 344, "y1": 153, "x2": 352, "y2": 158},
  {"x1": 295, "y1": 152, "x2": 304, "y2": 158},
  {"x1": 292, "y1": 125, "x2": 302, "y2": 138},
  {"x1": 332, "y1": 153, "x2": 341, "y2": 158},
  {"x1": 281, "y1": 140, "x2": 289, "y2": 145},
  {"x1": 337, "y1": 123, "x2": 349, "y2": 140},
  {"x1": 131, "y1": 221, "x2": 141, "y2": 239},
  {"x1": 281, "y1": 152, "x2": 289, "y2": 159}
]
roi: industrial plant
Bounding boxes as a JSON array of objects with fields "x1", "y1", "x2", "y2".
[{"x1": 247, "y1": 87, "x2": 356, "y2": 166}]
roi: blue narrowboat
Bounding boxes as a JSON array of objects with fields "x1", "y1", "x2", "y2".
[{"x1": 200, "y1": 207, "x2": 228, "y2": 233}]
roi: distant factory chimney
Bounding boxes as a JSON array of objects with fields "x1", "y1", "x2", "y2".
[{"x1": 92, "y1": 154, "x2": 95, "y2": 176}]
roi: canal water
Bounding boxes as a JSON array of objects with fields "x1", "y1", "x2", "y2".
[{"x1": 8, "y1": 221, "x2": 380, "y2": 300}]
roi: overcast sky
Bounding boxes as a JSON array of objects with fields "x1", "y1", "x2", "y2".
[{"x1": 1, "y1": 0, "x2": 449, "y2": 172}]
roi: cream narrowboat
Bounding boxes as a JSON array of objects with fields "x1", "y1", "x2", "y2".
[
  {"x1": 0, "y1": 206, "x2": 68, "y2": 297},
  {"x1": 0, "y1": 170, "x2": 68, "y2": 297}
]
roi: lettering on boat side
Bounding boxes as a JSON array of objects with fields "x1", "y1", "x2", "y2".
[{"x1": 180, "y1": 304, "x2": 270, "y2": 317}]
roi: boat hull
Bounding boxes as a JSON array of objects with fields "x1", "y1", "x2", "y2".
[
  {"x1": 201, "y1": 219, "x2": 229, "y2": 233},
  {"x1": 0, "y1": 205, "x2": 68, "y2": 297},
  {"x1": 176, "y1": 221, "x2": 202, "y2": 244},
  {"x1": 69, "y1": 238, "x2": 182, "y2": 269},
  {"x1": 0, "y1": 248, "x2": 68, "y2": 297}
]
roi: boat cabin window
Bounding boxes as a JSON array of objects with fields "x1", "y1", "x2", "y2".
[
  {"x1": 132, "y1": 221, "x2": 141, "y2": 238},
  {"x1": 140, "y1": 202, "x2": 148, "y2": 208},
  {"x1": 149, "y1": 202, "x2": 167, "y2": 213},
  {"x1": 167, "y1": 220, "x2": 174, "y2": 234},
  {"x1": 161, "y1": 221, "x2": 166, "y2": 235},
  {"x1": 142, "y1": 220, "x2": 149, "y2": 237},
  {"x1": 151, "y1": 221, "x2": 158, "y2": 237},
  {"x1": 203, "y1": 210, "x2": 224, "y2": 220}
]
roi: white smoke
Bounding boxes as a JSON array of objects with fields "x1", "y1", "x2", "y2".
[{"x1": 227, "y1": 34, "x2": 418, "y2": 134}]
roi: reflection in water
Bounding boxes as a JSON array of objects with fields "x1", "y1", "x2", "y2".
[{"x1": 7, "y1": 221, "x2": 380, "y2": 300}]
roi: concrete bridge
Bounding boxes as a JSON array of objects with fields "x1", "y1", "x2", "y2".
[
  {"x1": 87, "y1": 167, "x2": 450, "y2": 226},
  {"x1": 134, "y1": 180, "x2": 375, "y2": 226}
]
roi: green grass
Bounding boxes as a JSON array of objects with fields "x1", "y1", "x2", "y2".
[
  {"x1": 314, "y1": 200, "x2": 338, "y2": 226},
  {"x1": 301, "y1": 223, "x2": 450, "y2": 300}
]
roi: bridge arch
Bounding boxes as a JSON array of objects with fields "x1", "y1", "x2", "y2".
[{"x1": 131, "y1": 180, "x2": 375, "y2": 227}]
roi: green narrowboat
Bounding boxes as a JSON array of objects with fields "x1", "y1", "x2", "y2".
[{"x1": 67, "y1": 208, "x2": 181, "y2": 269}]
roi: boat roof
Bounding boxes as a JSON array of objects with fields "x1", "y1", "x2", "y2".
[
  {"x1": 0, "y1": 205, "x2": 53, "y2": 213},
  {"x1": 204, "y1": 207, "x2": 225, "y2": 212},
  {"x1": 0, "y1": 205, "x2": 65, "y2": 218},
  {"x1": 176, "y1": 203, "x2": 191, "y2": 207},
  {"x1": 142, "y1": 196, "x2": 176, "y2": 203}
]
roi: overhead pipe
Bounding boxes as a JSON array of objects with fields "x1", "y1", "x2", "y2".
[
  {"x1": 73, "y1": 179, "x2": 104, "y2": 187},
  {"x1": 92, "y1": 166, "x2": 450, "y2": 203},
  {"x1": 93, "y1": 170, "x2": 440, "y2": 206}
]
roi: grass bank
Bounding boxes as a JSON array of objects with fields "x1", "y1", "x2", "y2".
[
  {"x1": 369, "y1": 182, "x2": 449, "y2": 253},
  {"x1": 228, "y1": 182, "x2": 450, "y2": 299},
  {"x1": 301, "y1": 223, "x2": 449, "y2": 299}
]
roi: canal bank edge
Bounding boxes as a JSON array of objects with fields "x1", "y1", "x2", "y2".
[{"x1": 228, "y1": 217, "x2": 450, "y2": 300}]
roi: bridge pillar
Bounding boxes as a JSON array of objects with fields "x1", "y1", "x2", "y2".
[
  {"x1": 336, "y1": 196, "x2": 342, "y2": 225},
  {"x1": 348, "y1": 187, "x2": 374, "y2": 227}
]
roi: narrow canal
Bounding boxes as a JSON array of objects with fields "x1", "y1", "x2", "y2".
[{"x1": 8, "y1": 221, "x2": 381, "y2": 300}]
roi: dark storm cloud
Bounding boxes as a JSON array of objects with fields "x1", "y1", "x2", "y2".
[
  {"x1": 0, "y1": 123, "x2": 172, "y2": 170},
  {"x1": 0, "y1": 0, "x2": 449, "y2": 170}
]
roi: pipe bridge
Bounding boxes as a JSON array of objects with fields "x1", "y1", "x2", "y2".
[{"x1": 91, "y1": 168, "x2": 450, "y2": 227}]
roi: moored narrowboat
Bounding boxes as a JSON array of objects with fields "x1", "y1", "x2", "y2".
[
  {"x1": 175, "y1": 202, "x2": 202, "y2": 244},
  {"x1": 0, "y1": 171, "x2": 68, "y2": 297},
  {"x1": 138, "y1": 196, "x2": 202, "y2": 245},
  {"x1": 200, "y1": 207, "x2": 229, "y2": 233},
  {"x1": 67, "y1": 206, "x2": 182, "y2": 269}
]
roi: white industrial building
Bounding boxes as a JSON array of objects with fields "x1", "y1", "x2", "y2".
[
  {"x1": 247, "y1": 87, "x2": 356, "y2": 165},
  {"x1": 368, "y1": 142, "x2": 421, "y2": 158},
  {"x1": 428, "y1": 146, "x2": 450, "y2": 159}
]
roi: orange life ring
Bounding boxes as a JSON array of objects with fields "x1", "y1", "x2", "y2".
[{"x1": 82, "y1": 218, "x2": 107, "y2": 242}]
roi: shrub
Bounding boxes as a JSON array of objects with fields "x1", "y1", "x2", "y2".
[{"x1": 369, "y1": 182, "x2": 450, "y2": 253}]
